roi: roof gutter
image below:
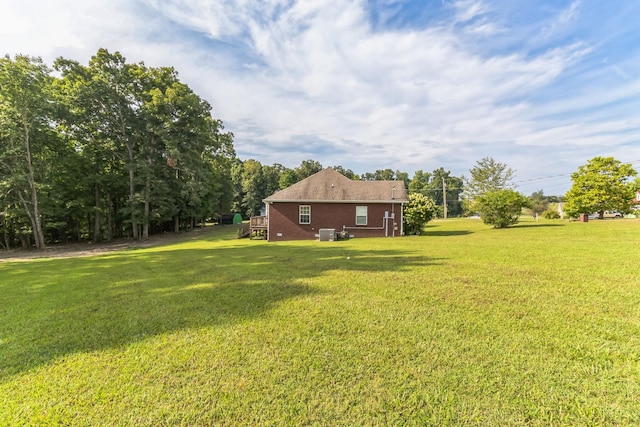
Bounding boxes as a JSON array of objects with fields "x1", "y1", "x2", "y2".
[{"x1": 263, "y1": 199, "x2": 408, "y2": 204}]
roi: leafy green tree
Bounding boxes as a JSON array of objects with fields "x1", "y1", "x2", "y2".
[
  {"x1": 403, "y1": 193, "x2": 436, "y2": 235},
  {"x1": 476, "y1": 189, "x2": 528, "y2": 228},
  {"x1": 408, "y1": 170, "x2": 431, "y2": 194},
  {"x1": 295, "y1": 159, "x2": 323, "y2": 180},
  {"x1": 230, "y1": 159, "x2": 245, "y2": 215},
  {"x1": 0, "y1": 54, "x2": 55, "y2": 249},
  {"x1": 278, "y1": 168, "x2": 298, "y2": 189},
  {"x1": 79, "y1": 49, "x2": 144, "y2": 239},
  {"x1": 54, "y1": 56, "x2": 127, "y2": 242},
  {"x1": 409, "y1": 168, "x2": 463, "y2": 217},
  {"x1": 241, "y1": 159, "x2": 266, "y2": 217},
  {"x1": 1, "y1": 49, "x2": 235, "y2": 248},
  {"x1": 564, "y1": 156, "x2": 637, "y2": 218},
  {"x1": 362, "y1": 169, "x2": 398, "y2": 181},
  {"x1": 262, "y1": 164, "x2": 284, "y2": 197},
  {"x1": 464, "y1": 157, "x2": 514, "y2": 200},
  {"x1": 528, "y1": 190, "x2": 549, "y2": 218},
  {"x1": 432, "y1": 168, "x2": 464, "y2": 217},
  {"x1": 55, "y1": 49, "x2": 235, "y2": 239},
  {"x1": 331, "y1": 165, "x2": 358, "y2": 179}
]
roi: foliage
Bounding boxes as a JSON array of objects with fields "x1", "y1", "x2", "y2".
[
  {"x1": 409, "y1": 168, "x2": 464, "y2": 217},
  {"x1": 476, "y1": 189, "x2": 528, "y2": 228},
  {"x1": 331, "y1": 165, "x2": 358, "y2": 179},
  {"x1": 403, "y1": 192, "x2": 436, "y2": 234},
  {"x1": 564, "y1": 156, "x2": 637, "y2": 218},
  {"x1": 0, "y1": 54, "x2": 57, "y2": 249},
  {"x1": 542, "y1": 209, "x2": 561, "y2": 219},
  {"x1": 295, "y1": 159, "x2": 323, "y2": 180},
  {"x1": 528, "y1": 190, "x2": 549, "y2": 217},
  {"x1": 361, "y1": 169, "x2": 409, "y2": 187},
  {"x1": 2, "y1": 219, "x2": 640, "y2": 425},
  {"x1": 463, "y1": 157, "x2": 515, "y2": 203},
  {"x1": 0, "y1": 49, "x2": 235, "y2": 248}
]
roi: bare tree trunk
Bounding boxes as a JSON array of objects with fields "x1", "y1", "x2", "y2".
[
  {"x1": 23, "y1": 125, "x2": 45, "y2": 249},
  {"x1": 1, "y1": 213, "x2": 8, "y2": 250},
  {"x1": 126, "y1": 141, "x2": 139, "y2": 240},
  {"x1": 142, "y1": 136, "x2": 155, "y2": 240},
  {"x1": 174, "y1": 216, "x2": 180, "y2": 233},
  {"x1": 93, "y1": 184, "x2": 101, "y2": 243},
  {"x1": 2, "y1": 229, "x2": 8, "y2": 250},
  {"x1": 107, "y1": 193, "x2": 113, "y2": 242},
  {"x1": 142, "y1": 174, "x2": 150, "y2": 239},
  {"x1": 17, "y1": 191, "x2": 38, "y2": 250}
]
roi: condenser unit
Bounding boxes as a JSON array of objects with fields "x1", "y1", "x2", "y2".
[{"x1": 319, "y1": 228, "x2": 336, "y2": 241}]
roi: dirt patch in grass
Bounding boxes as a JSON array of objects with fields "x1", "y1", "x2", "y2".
[{"x1": 0, "y1": 226, "x2": 230, "y2": 262}]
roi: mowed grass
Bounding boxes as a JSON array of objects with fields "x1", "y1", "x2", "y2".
[{"x1": 1, "y1": 218, "x2": 639, "y2": 426}]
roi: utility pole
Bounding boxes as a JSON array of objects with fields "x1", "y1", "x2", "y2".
[{"x1": 442, "y1": 177, "x2": 447, "y2": 219}]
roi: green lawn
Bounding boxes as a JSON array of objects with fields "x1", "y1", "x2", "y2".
[{"x1": 1, "y1": 218, "x2": 639, "y2": 426}]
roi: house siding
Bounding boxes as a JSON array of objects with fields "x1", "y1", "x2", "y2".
[{"x1": 267, "y1": 202, "x2": 403, "y2": 241}]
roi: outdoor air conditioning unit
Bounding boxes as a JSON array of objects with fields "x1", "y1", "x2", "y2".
[{"x1": 319, "y1": 228, "x2": 336, "y2": 241}]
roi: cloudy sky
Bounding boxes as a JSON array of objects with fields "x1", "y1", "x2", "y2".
[{"x1": 2, "y1": 0, "x2": 640, "y2": 194}]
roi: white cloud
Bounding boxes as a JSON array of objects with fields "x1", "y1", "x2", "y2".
[
  {"x1": 2, "y1": 0, "x2": 639, "y2": 194},
  {"x1": 450, "y1": 0, "x2": 490, "y2": 23},
  {"x1": 540, "y1": 0, "x2": 582, "y2": 40}
]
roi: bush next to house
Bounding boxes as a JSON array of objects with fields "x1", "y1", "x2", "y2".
[
  {"x1": 403, "y1": 193, "x2": 437, "y2": 234},
  {"x1": 476, "y1": 189, "x2": 529, "y2": 228}
]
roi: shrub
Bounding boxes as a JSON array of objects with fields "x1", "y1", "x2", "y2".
[
  {"x1": 476, "y1": 189, "x2": 528, "y2": 228},
  {"x1": 542, "y1": 209, "x2": 560, "y2": 219},
  {"x1": 404, "y1": 193, "x2": 436, "y2": 235}
]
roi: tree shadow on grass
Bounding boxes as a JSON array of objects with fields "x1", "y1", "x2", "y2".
[
  {"x1": 511, "y1": 223, "x2": 565, "y2": 229},
  {"x1": 0, "y1": 242, "x2": 438, "y2": 380},
  {"x1": 420, "y1": 230, "x2": 473, "y2": 237}
]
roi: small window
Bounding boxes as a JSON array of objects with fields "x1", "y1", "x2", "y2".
[
  {"x1": 299, "y1": 205, "x2": 311, "y2": 224},
  {"x1": 356, "y1": 206, "x2": 368, "y2": 225}
]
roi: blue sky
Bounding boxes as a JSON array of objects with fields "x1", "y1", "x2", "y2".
[{"x1": 2, "y1": 0, "x2": 640, "y2": 195}]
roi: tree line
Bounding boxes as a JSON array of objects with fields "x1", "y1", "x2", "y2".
[
  {"x1": 0, "y1": 49, "x2": 470, "y2": 250},
  {"x1": 229, "y1": 159, "x2": 466, "y2": 220},
  {"x1": 1, "y1": 50, "x2": 235, "y2": 249},
  {"x1": 6, "y1": 49, "x2": 629, "y2": 249}
]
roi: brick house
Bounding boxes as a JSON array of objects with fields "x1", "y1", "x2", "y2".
[{"x1": 262, "y1": 168, "x2": 409, "y2": 241}]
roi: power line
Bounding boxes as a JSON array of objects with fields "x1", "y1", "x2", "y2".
[{"x1": 514, "y1": 173, "x2": 572, "y2": 184}]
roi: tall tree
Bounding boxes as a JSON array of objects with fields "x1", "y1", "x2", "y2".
[
  {"x1": 464, "y1": 157, "x2": 514, "y2": 200},
  {"x1": 408, "y1": 170, "x2": 431, "y2": 194},
  {"x1": 409, "y1": 168, "x2": 463, "y2": 217},
  {"x1": 55, "y1": 57, "x2": 125, "y2": 242},
  {"x1": 431, "y1": 168, "x2": 464, "y2": 217},
  {"x1": 81, "y1": 49, "x2": 144, "y2": 239},
  {"x1": 278, "y1": 168, "x2": 298, "y2": 189},
  {"x1": 564, "y1": 156, "x2": 637, "y2": 218},
  {"x1": 331, "y1": 165, "x2": 358, "y2": 180},
  {"x1": 241, "y1": 159, "x2": 267, "y2": 217},
  {"x1": 295, "y1": 159, "x2": 323, "y2": 180},
  {"x1": 0, "y1": 55, "x2": 54, "y2": 249},
  {"x1": 362, "y1": 169, "x2": 394, "y2": 181},
  {"x1": 528, "y1": 190, "x2": 549, "y2": 218},
  {"x1": 262, "y1": 164, "x2": 282, "y2": 199}
]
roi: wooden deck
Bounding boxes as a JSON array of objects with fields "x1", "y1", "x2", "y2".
[{"x1": 249, "y1": 216, "x2": 268, "y2": 239}]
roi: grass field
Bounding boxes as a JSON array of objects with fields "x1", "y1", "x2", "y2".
[{"x1": 1, "y1": 218, "x2": 639, "y2": 426}]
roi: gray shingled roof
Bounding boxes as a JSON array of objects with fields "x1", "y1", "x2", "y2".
[{"x1": 264, "y1": 168, "x2": 409, "y2": 203}]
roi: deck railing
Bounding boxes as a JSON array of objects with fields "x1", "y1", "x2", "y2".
[{"x1": 250, "y1": 216, "x2": 268, "y2": 228}]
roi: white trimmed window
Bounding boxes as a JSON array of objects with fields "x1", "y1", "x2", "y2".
[
  {"x1": 299, "y1": 205, "x2": 311, "y2": 224},
  {"x1": 356, "y1": 206, "x2": 368, "y2": 225}
]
